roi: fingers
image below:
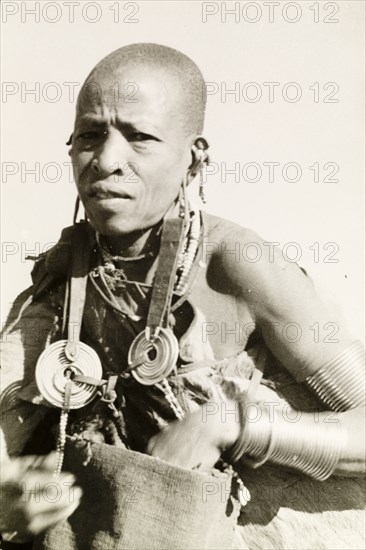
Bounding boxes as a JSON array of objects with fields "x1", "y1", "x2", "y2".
[
  {"x1": 1, "y1": 455, "x2": 82, "y2": 538},
  {"x1": 32, "y1": 451, "x2": 59, "y2": 471},
  {"x1": 147, "y1": 430, "x2": 221, "y2": 470},
  {"x1": 7, "y1": 492, "x2": 82, "y2": 542},
  {"x1": 1, "y1": 452, "x2": 62, "y2": 481},
  {"x1": 2, "y1": 483, "x2": 82, "y2": 536},
  {"x1": 146, "y1": 434, "x2": 157, "y2": 455},
  {"x1": 20, "y1": 477, "x2": 82, "y2": 515},
  {"x1": 1, "y1": 455, "x2": 40, "y2": 480},
  {"x1": 2, "y1": 468, "x2": 78, "y2": 510},
  {"x1": 1, "y1": 454, "x2": 76, "y2": 486},
  {"x1": 26, "y1": 488, "x2": 82, "y2": 537}
]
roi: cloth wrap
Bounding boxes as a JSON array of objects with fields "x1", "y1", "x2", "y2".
[
  {"x1": 33, "y1": 440, "x2": 238, "y2": 550},
  {"x1": 1, "y1": 214, "x2": 365, "y2": 550}
]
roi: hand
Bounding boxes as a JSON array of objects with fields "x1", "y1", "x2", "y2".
[
  {"x1": 146, "y1": 399, "x2": 240, "y2": 470},
  {"x1": 0, "y1": 453, "x2": 82, "y2": 543}
]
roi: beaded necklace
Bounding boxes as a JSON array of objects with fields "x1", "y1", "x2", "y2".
[
  {"x1": 96, "y1": 208, "x2": 201, "y2": 421},
  {"x1": 175, "y1": 208, "x2": 201, "y2": 295},
  {"x1": 39, "y1": 209, "x2": 202, "y2": 475},
  {"x1": 97, "y1": 207, "x2": 201, "y2": 297}
]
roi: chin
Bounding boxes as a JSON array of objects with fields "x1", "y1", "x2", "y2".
[
  {"x1": 94, "y1": 221, "x2": 138, "y2": 237},
  {"x1": 86, "y1": 214, "x2": 135, "y2": 236}
]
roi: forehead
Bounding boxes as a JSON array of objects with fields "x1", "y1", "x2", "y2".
[{"x1": 76, "y1": 65, "x2": 184, "y2": 129}]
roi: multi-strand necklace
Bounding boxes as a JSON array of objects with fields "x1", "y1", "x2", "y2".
[
  {"x1": 95, "y1": 208, "x2": 201, "y2": 421},
  {"x1": 97, "y1": 207, "x2": 200, "y2": 297},
  {"x1": 35, "y1": 209, "x2": 202, "y2": 477}
]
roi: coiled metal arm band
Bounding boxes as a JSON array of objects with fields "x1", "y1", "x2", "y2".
[{"x1": 305, "y1": 341, "x2": 365, "y2": 412}]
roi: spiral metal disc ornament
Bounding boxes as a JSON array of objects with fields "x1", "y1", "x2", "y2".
[
  {"x1": 35, "y1": 340, "x2": 103, "y2": 409},
  {"x1": 128, "y1": 328, "x2": 179, "y2": 386}
]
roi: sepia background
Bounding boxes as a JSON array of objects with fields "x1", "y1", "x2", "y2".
[{"x1": 1, "y1": 0, "x2": 365, "y2": 342}]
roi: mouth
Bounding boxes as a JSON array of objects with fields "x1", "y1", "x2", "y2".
[{"x1": 86, "y1": 183, "x2": 132, "y2": 200}]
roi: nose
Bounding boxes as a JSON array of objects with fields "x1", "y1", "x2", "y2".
[{"x1": 92, "y1": 129, "x2": 130, "y2": 178}]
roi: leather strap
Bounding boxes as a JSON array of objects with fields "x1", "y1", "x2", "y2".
[
  {"x1": 146, "y1": 217, "x2": 185, "y2": 338},
  {"x1": 64, "y1": 223, "x2": 91, "y2": 361}
]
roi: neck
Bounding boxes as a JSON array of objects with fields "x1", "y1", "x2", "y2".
[
  {"x1": 101, "y1": 224, "x2": 161, "y2": 259},
  {"x1": 101, "y1": 200, "x2": 182, "y2": 258},
  {"x1": 99, "y1": 191, "x2": 191, "y2": 260}
]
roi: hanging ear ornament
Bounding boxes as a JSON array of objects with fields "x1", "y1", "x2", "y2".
[
  {"x1": 35, "y1": 225, "x2": 103, "y2": 475},
  {"x1": 73, "y1": 196, "x2": 80, "y2": 225},
  {"x1": 191, "y1": 138, "x2": 209, "y2": 204},
  {"x1": 179, "y1": 173, "x2": 190, "y2": 222},
  {"x1": 127, "y1": 216, "x2": 185, "y2": 388},
  {"x1": 66, "y1": 133, "x2": 80, "y2": 225},
  {"x1": 199, "y1": 162, "x2": 206, "y2": 204}
]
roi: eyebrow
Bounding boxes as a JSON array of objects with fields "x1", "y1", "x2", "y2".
[
  {"x1": 76, "y1": 115, "x2": 110, "y2": 126},
  {"x1": 76, "y1": 114, "x2": 161, "y2": 134}
]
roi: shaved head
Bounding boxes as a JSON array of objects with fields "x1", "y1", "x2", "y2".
[
  {"x1": 78, "y1": 43, "x2": 207, "y2": 136},
  {"x1": 72, "y1": 44, "x2": 209, "y2": 237}
]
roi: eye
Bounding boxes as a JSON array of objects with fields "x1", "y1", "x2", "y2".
[
  {"x1": 76, "y1": 131, "x2": 104, "y2": 141},
  {"x1": 128, "y1": 132, "x2": 160, "y2": 142}
]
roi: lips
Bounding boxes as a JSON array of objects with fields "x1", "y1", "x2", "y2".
[{"x1": 86, "y1": 183, "x2": 132, "y2": 200}]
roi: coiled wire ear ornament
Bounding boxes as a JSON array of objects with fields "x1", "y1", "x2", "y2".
[
  {"x1": 35, "y1": 223, "x2": 103, "y2": 475},
  {"x1": 35, "y1": 340, "x2": 103, "y2": 409},
  {"x1": 127, "y1": 216, "x2": 184, "y2": 387},
  {"x1": 35, "y1": 338, "x2": 103, "y2": 477},
  {"x1": 128, "y1": 327, "x2": 179, "y2": 386}
]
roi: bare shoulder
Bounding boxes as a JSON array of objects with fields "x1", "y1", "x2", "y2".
[
  {"x1": 203, "y1": 212, "x2": 300, "y2": 303},
  {"x1": 203, "y1": 213, "x2": 354, "y2": 375}
]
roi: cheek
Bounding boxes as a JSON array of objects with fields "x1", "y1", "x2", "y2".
[
  {"x1": 138, "y1": 157, "x2": 180, "y2": 190},
  {"x1": 71, "y1": 152, "x2": 90, "y2": 184},
  {"x1": 150, "y1": 167, "x2": 184, "y2": 204},
  {"x1": 153, "y1": 150, "x2": 188, "y2": 184}
]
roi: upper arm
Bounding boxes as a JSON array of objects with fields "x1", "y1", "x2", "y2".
[
  {"x1": 0, "y1": 287, "x2": 63, "y2": 457},
  {"x1": 216, "y1": 225, "x2": 355, "y2": 383},
  {"x1": 1, "y1": 288, "x2": 63, "y2": 390}
]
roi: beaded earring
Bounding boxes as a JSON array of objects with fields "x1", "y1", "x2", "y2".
[
  {"x1": 73, "y1": 196, "x2": 80, "y2": 224},
  {"x1": 199, "y1": 162, "x2": 206, "y2": 204},
  {"x1": 191, "y1": 138, "x2": 209, "y2": 204}
]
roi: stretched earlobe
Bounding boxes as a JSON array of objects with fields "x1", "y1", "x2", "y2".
[
  {"x1": 190, "y1": 137, "x2": 209, "y2": 174},
  {"x1": 66, "y1": 133, "x2": 73, "y2": 156},
  {"x1": 189, "y1": 137, "x2": 209, "y2": 203}
]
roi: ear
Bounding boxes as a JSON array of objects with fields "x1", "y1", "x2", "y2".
[
  {"x1": 66, "y1": 133, "x2": 74, "y2": 157},
  {"x1": 186, "y1": 137, "x2": 209, "y2": 185}
]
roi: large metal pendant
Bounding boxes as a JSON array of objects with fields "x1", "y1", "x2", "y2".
[
  {"x1": 128, "y1": 328, "x2": 179, "y2": 386},
  {"x1": 35, "y1": 340, "x2": 103, "y2": 409}
]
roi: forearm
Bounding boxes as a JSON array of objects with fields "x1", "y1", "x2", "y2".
[
  {"x1": 333, "y1": 406, "x2": 365, "y2": 476},
  {"x1": 229, "y1": 401, "x2": 365, "y2": 480},
  {"x1": 228, "y1": 339, "x2": 366, "y2": 479}
]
